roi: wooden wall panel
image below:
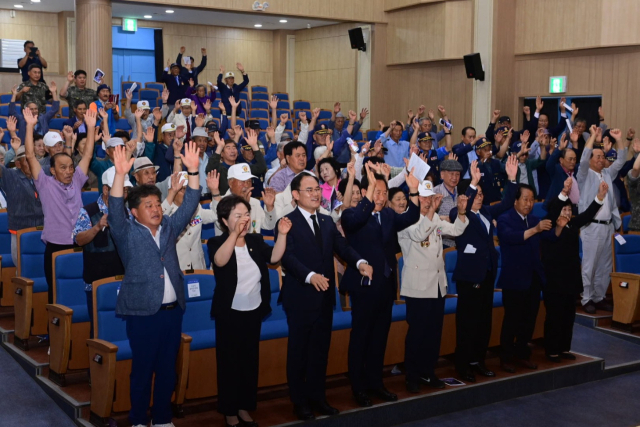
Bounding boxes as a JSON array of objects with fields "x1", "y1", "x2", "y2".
[
  {"x1": 294, "y1": 23, "x2": 357, "y2": 113},
  {"x1": 386, "y1": 0, "x2": 473, "y2": 65},
  {"x1": 123, "y1": 18, "x2": 275, "y2": 91},
  {"x1": 0, "y1": 9, "x2": 60, "y2": 75},
  {"x1": 118, "y1": 0, "x2": 387, "y2": 24},
  {"x1": 514, "y1": 49, "x2": 640, "y2": 134},
  {"x1": 384, "y1": 0, "x2": 445, "y2": 12},
  {"x1": 491, "y1": 0, "x2": 517, "y2": 122}
]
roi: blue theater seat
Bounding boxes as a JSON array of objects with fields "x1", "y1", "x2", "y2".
[
  {"x1": 260, "y1": 265, "x2": 288, "y2": 340},
  {"x1": 613, "y1": 234, "x2": 640, "y2": 274},
  {"x1": 181, "y1": 271, "x2": 216, "y2": 351},
  {"x1": 81, "y1": 191, "x2": 99, "y2": 206},
  {"x1": 53, "y1": 250, "x2": 87, "y2": 323},
  {"x1": 94, "y1": 279, "x2": 130, "y2": 360},
  {"x1": 200, "y1": 203, "x2": 216, "y2": 240},
  {"x1": 0, "y1": 210, "x2": 16, "y2": 308}
]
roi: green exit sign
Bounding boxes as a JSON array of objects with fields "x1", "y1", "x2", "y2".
[
  {"x1": 549, "y1": 76, "x2": 567, "y2": 94},
  {"x1": 122, "y1": 18, "x2": 137, "y2": 32}
]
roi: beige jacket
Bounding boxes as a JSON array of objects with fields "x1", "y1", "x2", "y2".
[
  {"x1": 162, "y1": 202, "x2": 216, "y2": 270},
  {"x1": 210, "y1": 192, "x2": 277, "y2": 236},
  {"x1": 398, "y1": 213, "x2": 467, "y2": 298}
]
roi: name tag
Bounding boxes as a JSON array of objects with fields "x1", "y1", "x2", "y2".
[
  {"x1": 188, "y1": 280, "x2": 201, "y2": 298},
  {"x1": 615, "y1": 234, "x2": 627, "y2": 245}
]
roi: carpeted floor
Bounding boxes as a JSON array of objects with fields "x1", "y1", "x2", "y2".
[
  {"x1": 0, "y1": 345, "x2": 75, "y2": 427},
  {"x1": 399, "y1": 369, "x2": 640, "y2": 427},
  {"x1": 571, "y1": 323, "x2": 640, "y2": 367}
]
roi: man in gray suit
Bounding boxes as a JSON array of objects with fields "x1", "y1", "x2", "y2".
[
  {"x1": 108, "y1": 142, "x2": 201, "y2": 427},
  {"x1": 577, "y1": 126, "x2": 627, "y2": 314}
]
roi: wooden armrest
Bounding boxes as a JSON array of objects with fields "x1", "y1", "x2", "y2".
[
  {"x1": 181, "y1": 333, "x2": 192, "y2": 344},
  {"x1": 610, "y1": 272, "x2": 640, "y2": 280},
  {"x1": 445, "y1": 294, "x2": 457, "y2": 298},
  {"x1": 12, "y1": 276, "x2": 34, "y2": 287},
  {"x1": 87, "y1": 338, "x2": 119, "y2": 354},
  {"x1": 494, "y1": 288, "x2": 502, "y2": 292},
  {"x1": 46, "y1": 303, "x2": 74, "y2": 316}
]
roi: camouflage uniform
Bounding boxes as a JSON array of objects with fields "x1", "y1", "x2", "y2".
[
  {"x1": 17, "y1": 80, "x2": 49, "y2": 114},
  {"x1": 64, "y1": 86, "x2": 98, "y2": 111}
]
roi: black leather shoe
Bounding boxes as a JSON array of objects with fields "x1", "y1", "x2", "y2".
[
  {"x1": 546, "y1": 354, "x2": 562, "y2": 363},
  {"x1": 457, "y1": 369, "x2": 476, "y2": 383},
  {"x1": 353, "y1": 391, "x2": 373, "y2": 407},
  {"x1": 293, "y1": 404, "x2": 315, "y2": 420},
  {"x1": 560, "y1": 352, "x2": 577, "y2": 360},
  {"x1": 583, "y1": 301, "x2": 596, "y2": 314},
  {"x1": 501, "y1": 362, "x2": 516, "y2": 373},
  {"x1": 419, "y1": 375, "x2": 445, "y2": 389},
  {"x1": 238, "y1": 418, "x2": 259, "y2": 427},
  {"x1": 405, "y1": 379, "x2": 420, "y2": 393},
  {"x1": 369, "y1": 387, "x2": 398, "y2": 402},
  {"x1": 471, "y1": 364, "x2": 495, "y2": 377},
  {"x1": 519, "y1": 359, "x2": 538, "y2": 370},
  {"x1": 311, "y1": 400, "x2": 339, "y2": 416}
]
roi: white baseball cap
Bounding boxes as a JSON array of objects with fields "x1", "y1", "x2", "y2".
[
  {"x1": 43, "y1": 131, "x2": 64, "y2": 147},
  {"x1": 102, "y1": 137, "x2": 125, "y2": 152},
  {"x1": 180, "y1": 98, "x2": 192, "y2": 107},
  {"x1": 418, "y1": 180, "x2": 435, "y2": 197},
  {"x1": 136, "y1": 100, "x2": 150, "y2": 110},
  {"x1": 224, "y1": 71, "x2": 235, "y2": 79},
  {"x1": 102, "y1": 166, "x2": 133, "y2": 188},
  {"x1": 168, "y1": 171, "x2": 188, "y2": 189},
  {"x1": 228, "y1": 163, "x2": 256, "y2": 181},
  {"x1": 161, "y1": 123, "x2": 177, "y2": 133}
]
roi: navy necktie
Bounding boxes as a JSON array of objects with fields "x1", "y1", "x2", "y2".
[{"x1": 310, "y1": 214, "x2": 323, "y2": 251}]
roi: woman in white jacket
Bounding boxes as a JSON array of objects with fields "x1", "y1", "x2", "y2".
[
  {"x1": 163, "y1": 171, "x2": 217, "y2": 270},
  {"x1": 398, "y1": 180, "x2": 468, "y2": 393}
]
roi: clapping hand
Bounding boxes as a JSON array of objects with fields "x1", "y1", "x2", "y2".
[
  {"x1": 232, "y1": 216, "x2": 251, "y2": 237},
  {"x1": 277, "y1": 217, "x2": 292, "y2": 235},
  {"x1": 457, "y1": 194, "x2": 468, "y2": 213},
  {"x1": 556, "y1": 215, "x2": 569, "y2": 229},
  {"x1": 597, "y1": 181, "x2": 609, "y2": 201},
  {"x1": 561, "y1": 176, "x2": 572, "y2": 196}
]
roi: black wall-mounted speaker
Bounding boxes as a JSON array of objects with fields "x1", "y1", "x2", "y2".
[
  {"x1": 463, "y1": 53, "x2": 485, "y2": 81},
  {"x1": 348, "y1": 27, "x2": 366, "y2": 52}
]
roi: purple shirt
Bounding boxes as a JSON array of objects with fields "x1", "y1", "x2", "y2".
[
  {"x1": 34, "y1": 165, "x2": 88, "y2": 245},
  {"x1": 268, "y1": 166, "x2": 296, "y2": 193}
]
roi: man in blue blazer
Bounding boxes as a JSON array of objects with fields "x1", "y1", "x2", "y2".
[
  {"x1": 279, "y1": 172, "x2": 372, "y2": 420},
  {"x1": 162, "y1": 61, "x2": 188, "y2": 106},
  {"x1": 544, "y1": 133, "x2": 579, "y2": 211},
  {"x1": 449, "y1": 155, "x2": 518, "y2": 382},
  {"x1": 496, "y1": 183, "x2": 555, "y2": 373},
  {"x1": 108, "y1": 142, "x2": 201, "y2": 427},
  {"x1": 341, "y1": 165, "x2": 420, "y2": 407},
  {"x1": 217, "y1": 63, "x2": 249, "y2": 118}
]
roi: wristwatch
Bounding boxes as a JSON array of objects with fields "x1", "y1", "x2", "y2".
[
  {"x1": 409, "y1": 192, "x2": 419, "y2": 197},
  {"x1": 187, "y1": 171, "x2": 199, "y2": 176}
]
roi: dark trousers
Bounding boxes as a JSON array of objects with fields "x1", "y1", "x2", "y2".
[
  {"x1": 44, "y1": 242, "x2": 75, "y2": 304},
  {"x1": 404, "y1": 289, "x2": 445, "y2": 382},
  {"x1": 455, "y1": 272, "x2": 495, "y2": 371},
  {"x1": 85, "y1": 290, "x2": 94, "y2": 339},
  {"x1": 348, "y1": 282, "x2": 394, "y2": 393},
  {"x1": 126, "y1": 305, "x2": 183, "y2": 426},
  {"x1": 285, "y1": 300, "x2": 333, "y2": 405},
  {"x1": 544, "y1": 292, "x2": 577, "y2": 356},
  {"x1": 500, "y1": 275, "x2": 542, "y2": 363},
  {"x1": 215, "y1": 308, "x2": 262, "y2": 415}
]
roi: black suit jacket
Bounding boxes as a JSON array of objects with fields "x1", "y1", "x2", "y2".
[
  {"x1": 278, "y1": 207, "x2": 362, "y2": 312},
  {"x1": 208, "y1": 233, "x2": 273, "y2": 319},
  {"x1": 340, "y1": 197, "x2": 420, "y2": 297}
]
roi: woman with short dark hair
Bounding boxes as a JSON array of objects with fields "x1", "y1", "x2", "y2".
[{"x1": 208, "y1": 195, "x2": 292, "y2": 427}]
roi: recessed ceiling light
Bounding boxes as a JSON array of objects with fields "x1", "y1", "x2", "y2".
[
  {"x1": 14, "y1": 4, "x2": 23, "y2": 7},
  {"x1": 31, "y1": 0, "x2": 41, "y2": 3},
  {"x1": 165, "y1": 10, "x2": 174, "y2": 13},
  {"x1": 254, "y1": 24, "x2": 262, "y2": 28},
  {"x1": 144, "y1": 15, "x2": 152, "y2": 18},
  {"x1": 279, "y1": 19, "x2": 287, "y2": 23}
]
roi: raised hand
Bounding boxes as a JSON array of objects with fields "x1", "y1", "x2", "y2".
[
  {"x1": 206, "y1": 170, "x2": 220, "y2": 193},
  {"x1": 429, "y1": 194, "x2": 444, "y2": 215},
  {"x1": 98, "y1": 107, "x2": 108, "y2": 120},
  {"x1": 278, "y1": 216, "x2": 292, "y2": 235},
  {"x1": 559, "y1": 132, "x2": 569, "y2": 150},
  {"x1": 609, "y1": 128, "x2": 622, "y2": 141},
  {"x1": 457, "y1": 194, "x2": 468, "y2": 212},
  {"x1": 236, "y1": 62, "x2": 245, "y2": 73},
  {"x1": 125, "y1": 139, "x2": 137, "y2": 156},
  {"x1": 179, "y1": 140, "x2": 200, "y2": 171},
  {"x1": 144, "y1": 126, "x2": 155, "y2": 142},
  {"x1": 470, "y1": 160, "x2": 481, "y2": 185},
  {"x1": 189, "y1": 78, "x2": 195, "y2": 87},
  {"x1": 262, "y1": 187, "x2": 276, "y2": 209},
  {"x1": 556, "y1": 215, "x2": 569, "y2": 229},
  {"x1": 312, "y1": 108, "x2": 320, "y2": 119},
  {"x1": 360, "y1": 108, "x2": 369, "y2": 121},
  {"x1": 113, "y1": 145, "x2": 135, "y2": 175},
  {"x1": 245, "y1": 128, "x2": 259, "y2": 149},
  {"x1": 162, "y1": 88, "x2": 170, "y2": 103},
  {"x1": 348, "y1": 110, "x2": 357, "y2": 122},
  {"x1": 448, "y1": 152, "x2": 458, "y2": 161},
  {"x1": 505, "y1": 154, "x2": 518, "y2": 180},
  {"x1": 125, "y1": 87, "x2": 133, "y2": 100},
  {"x1": 6, "y1": 116, "x2": 17, "y2": 133},
  {"x1": 169, "y1": 172, "x2": 181, "y2": 194},
  {"x1": 627, "y1": 128, "x2": 636, "y2": 141},
  {"x1": 180, "y1": 46, "x2": 186, "y2": 54},
  {"x1": 176, "y1": 125, "x2": 186, "y2": 140},
  {"x1": 633, "y1": 138, "x2": 640, "y2": 154},
  {"x1": 492, "y1": 109, "x2": 501, "y2": 121},
  {"x1": 67, "y1": 71, "x2": 74, "y2": 82},
  {"x1": 269, "y1": 95, "x2": 278, "y2": 110},
  {"x1": 347, "y1": 160, "x2": 356, "y2": 177},
  {"x1": 62, "y1": 125, "x2": 73, "y2": 139},
  {"x1": 279, "y1": 113, "x2": 289, "y2": 124},
  {"x1": 204, "y1": 99, "x2": 212, "y2": 112},
  {"x1": 229, "y1": 95, "x2": 240, "y2": 109},
  {"x1": 11, "y1": 84, "x2": 18, "y2": 96},
  {"x1": 428, "y1": 109, "x2": 435, "y2": 121},
  {"x1": 535, "y1": 95, "x2": 544, "y2": 111},
  {"x1": 520, "y1": 129, "x2": 530, "y2": 144},
  {"x1": 10, "y1": 136, "x2": 21, "y2": 153},
  {"x1": 173, "y1": 137, "x2": 184, "y2": 154},
  {"x1": 299, "y1": 111, "x2": 307, "y2": 123},
  {"x1": 523, "y1": 106, "x2": 530, "y2": 116},
  {"x1": 333, "y1": 102, "x2": 341, "y2": 113},
  {"x1": 597, "y1": 181, "x2": 609, "y2": 201},
  {"x1": 134, "y1": 108, "x2": 144, "y2": 120},
  {"x1": 23, "y1": 107, "x2": 38, "y2": 126},
  {"x1": 266, "y1": 126, "x2": 275, "y2": 139},
  {"x1": 437, "y1": 105, "x2": 446, "y2": 117},
  {"x1": 536, "y1": 219, "x2": 553, "y2": 232},
  {"x1": 21, "y1": 86, "x2": 31, "y2": 94},
  {"x1": 561, "y1": 176, "x2": 572, "y2": 196},
  {"x1": 570, "y1": 129, "x2": 580, "y2": 143},
  {"x1": 417, "y1": 105, "x2": 426, "y2": 117},
  {"x1": 195, "y1": 113, "x2": 205, "y2": 128},
  {"x1": 201, "y1": 47, "x2": 207, "y2": 55},
  {"x1": 380, "y1": 163, "x2": 391, "y2": 180},
  {"x1": 406, "y1": 167, "x2": 420, "y2": 192},
  {"x1": 407, "y1": 109, "x2": 414, "y2": 120},
  {"x1": 49, "y1": 81, "x2": 57, "y2": 93}
]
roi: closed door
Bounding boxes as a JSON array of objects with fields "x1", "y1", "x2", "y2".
[{"x1": 112, "y1": 48, "x2": 156, "y2": 96}]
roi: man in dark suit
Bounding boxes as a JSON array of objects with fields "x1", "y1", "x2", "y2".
[
  {"x1": 341, "y1": 165, "x2": 421, "y2": 407},
  {"x1": 279, "y1": 172, "x2": 372, "y2": 420},
  {"x1": 449, "y1": 155, "x2": 518, "y2": 382},
  {"x1": 544, "y1": 133, "x2": 579, "y2": 212},
  {"x1": 108, "y1": 142, "x2": 201, "y2": 427},
  {"x1": 496, "y1": 183, "x2": 555, "y2": 373},
  {"x1": 162, "y1": 61, "x2": 187, "y2": 106},
  {"x1": 217, "y1": 63, "x2": 249, "y2": 117}
]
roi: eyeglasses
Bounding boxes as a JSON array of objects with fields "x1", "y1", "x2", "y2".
[{"x1": 300, "y1": 188, "x2": 322, "y2": 195}]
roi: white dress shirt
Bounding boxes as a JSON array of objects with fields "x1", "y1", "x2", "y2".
[{"x1": 137, "y1": 222, "x2": 177, "y2": 304}]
